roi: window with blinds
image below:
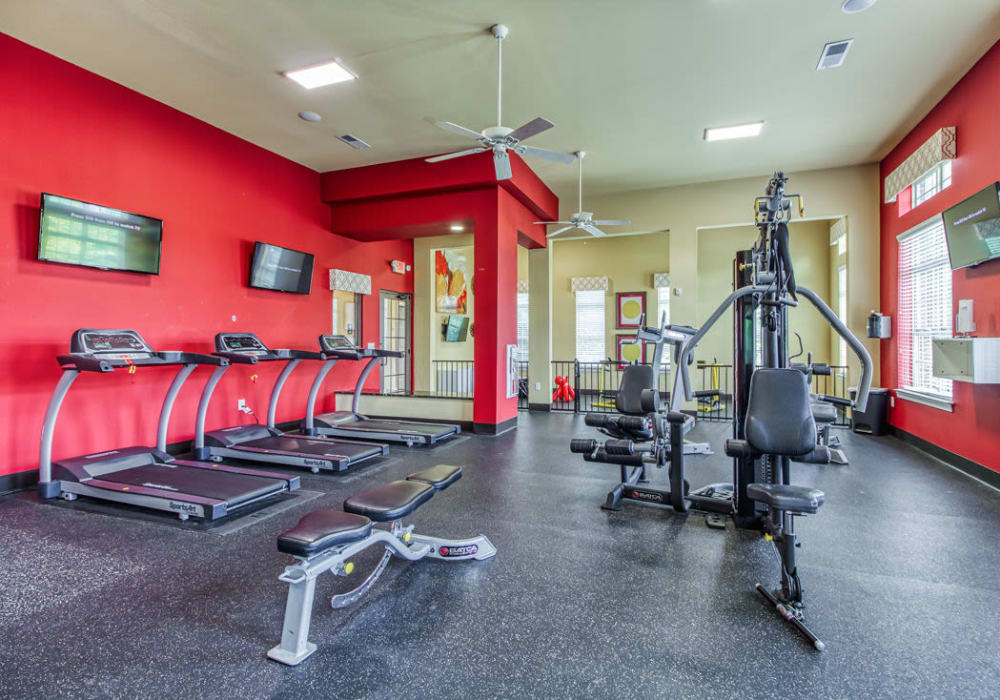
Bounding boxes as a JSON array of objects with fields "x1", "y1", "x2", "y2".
[
  {"x1": 656, "y1": 287, "x2": 671, "y2": 367},
  {"x1": 575, "y1": 289, "x2": 606, "y2": 362},
  {"x1": 898, "y1": 218, "x2": 953, "y2": 398},
  {"x1": 516, "y1": 292, "x2": 529, "y2": 362}
]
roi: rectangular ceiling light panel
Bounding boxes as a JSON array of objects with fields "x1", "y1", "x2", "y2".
[
  {"x1": 703, "y1": 122, "x2": 765, "y2": 142},
  {"x1": 284, "y1": 59, "x2": 357, "y2": 89}
]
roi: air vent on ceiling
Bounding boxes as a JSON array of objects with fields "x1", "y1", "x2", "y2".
[
  {"x1": 336, "y1": 134, "x2": 371, "y2": 150},
  {"x1": 817, "y1": 39, "x2": 853, "y2": 70}
]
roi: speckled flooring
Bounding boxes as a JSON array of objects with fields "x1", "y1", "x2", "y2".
[{"x1": 1, "y1": 413, "x2": 998, "y2": 699}]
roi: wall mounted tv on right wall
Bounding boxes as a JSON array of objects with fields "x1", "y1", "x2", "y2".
[{"x1": 941, "y1": 182, "x2": 1000, "y2": 270}]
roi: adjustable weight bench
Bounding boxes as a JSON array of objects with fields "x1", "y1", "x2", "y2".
[{"x1": 266, "y1": 465, "x2": 496, "y2": 665}]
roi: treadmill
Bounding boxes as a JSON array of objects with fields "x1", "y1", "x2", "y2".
[
  {"x1": 192, "y1": 332, "x2": 388, "y2": 471},
  {"x1": 302, "y1": 334, "x2": 461, "y2": 447},
  {"x1": 37, "y1": 329, "x2": 299, "y2": 521}
]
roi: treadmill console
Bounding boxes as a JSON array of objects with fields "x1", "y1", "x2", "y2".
[
  {"x1": 71, "y1": 329, "x2": 154, "y2": 360},
  {"x1": 216, "y1": 333, "x2": 271, "y2": 357},
  {"x1": 319, "y1": 334, "x2": 355, "y2": 352}
]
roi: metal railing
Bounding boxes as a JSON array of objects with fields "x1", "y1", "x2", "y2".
[
  {"x1": 695, "y1": 361, "x2": 733, "y2": 422},
  {"x1": 812, "y1": 365, "x2": 851, "y2": 427},
  {"x1": 517, "y1": 360, "x2": 529, "y2": 410},
  {"x1": 432, "y1": 360, "x2": 474, "y2": 397},
  {"x1": 550, "y1": 360, "x2": 672, "y2": 413}
]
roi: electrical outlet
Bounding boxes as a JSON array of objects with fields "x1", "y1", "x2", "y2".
[
  {"x1": 237, "y1": 398, "x2": 247, "y2": 413},
  {"x1": 889, "y1": 396, "x2": 895, "y2": 408},
  {"x1": 534, "y1": 382, "x2": 541, "y2": 391}
]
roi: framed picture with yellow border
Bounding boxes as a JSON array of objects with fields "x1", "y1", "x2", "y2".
[
  {"x1": 616, "y1": 334, "x2": 646, "y2": 367},
  {"x1": 616, "y1": 291, "x2": 646, "y2": 328}
]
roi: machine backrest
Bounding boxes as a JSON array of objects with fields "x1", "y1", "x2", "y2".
[
  {"x1": 745, "y1": 368, "x2": 817, "y2": 456},
  {"x1": 616, "y1": 364, "x2": 657, "y2": 416}
]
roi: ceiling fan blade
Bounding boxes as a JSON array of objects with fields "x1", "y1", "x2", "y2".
[
  {"x1": 435, "y1": 121, "x2": 485, "y2": 141},
  {"x1": 546, "y1": 225, "x2": 576, "y2": 238},
  {"x1": 517, "y1": 145, "x2": 576, "y2": 164},
  {"x1": 534, "y1": 221, "x2": 574, "y2": 225},
  {"x1": 425, "y1": 147, "x2": 488, "y2": 163},
  {"x1": 581, "y1": 224, "x2": 607, "y2": 237},
  {"x1": 592, "y1": 219, "x2": 631, "y2": 226},
  {"x1": 494, "y1": 150, "x2": 513, "y2": 180},
  {"x1": 507, "y1": 117, "x2": 555, "y2": 143}
]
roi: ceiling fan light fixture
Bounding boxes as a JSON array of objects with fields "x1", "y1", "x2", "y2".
[
  {"x1": 841, "y1": 0, "x2": 877, "y2": 13},
  {"x1": 283, "y1": 59, "x2": 357, "y2": 89},
  {"x1": 704, "y1": 121, "x2": 765, "y2": 142}
]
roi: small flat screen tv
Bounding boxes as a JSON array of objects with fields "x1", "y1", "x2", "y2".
[
  {"x1": 443, "y1": 315, "x2": 469, "y2": 342},
  {"x1": 249, "y1": 242, "x2": 314, "y2": 294},
  {"x1": 941, "y1": 182, "x2": 1000, "y2": 270},
  {"x1": 37, "y1": 193, "x2": 162, "y2": 274}
]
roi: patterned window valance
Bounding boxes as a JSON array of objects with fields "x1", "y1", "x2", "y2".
[
  {"x1": 884, "y1": 126, "x2": 956, "y2": 203},
  {"x1": 517, "y1": 279, "x2": 530, "y2": 293},
  {"x1": 651, "y1": 272, "x2": 670, "y2": 289},
  {"x1": 571, "y1": 276, "x2": 609, "y2": 292},
  {"x1": 329, "y1": 269, "x2": 372, "y2": 295}
]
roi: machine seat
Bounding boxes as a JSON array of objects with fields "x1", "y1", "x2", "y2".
[
  {"x1": 277, "y1": 510, "x2": 373, "y2": 556},
  {"x1": 344, "y1": 480, "x2": 434, "y2": 522},
  {"x1": 745, "y1": 369, "x2": 818, "y2": 457},
  {"x1": 407, "y1": 465, "x2": 462, "y2": 490},
  {"x1": 615, "y1": 364, "x2": 656, "y2": 416},
  {"x1": 747, "y1": 483, "x2": 825, "y2": 514},
  {"x1": 810, "y1": 401, "x2": 838, "y2": 424}
]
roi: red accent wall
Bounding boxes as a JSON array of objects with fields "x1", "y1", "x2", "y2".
[
  {"x1": 0, "y1": 33, "x2": 412, "y2": 479},
  {"x1": 879, "y1": 39, "x2": 1000, "y2": 472}
]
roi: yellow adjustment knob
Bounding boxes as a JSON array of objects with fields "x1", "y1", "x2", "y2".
[
  {"x1": 764, "y1": 533, "x2": 773, "y2": 542},
  {"x1": 343, "y1": 561, "x2": 354, "y2": 575},
  {"x1": 403, "y1": 532, "x2": 411, "y2": 543}
]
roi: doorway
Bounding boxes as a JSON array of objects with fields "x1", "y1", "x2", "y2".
[{"x1": 380, "y1": 290, "x2": 411, "y2": 394}]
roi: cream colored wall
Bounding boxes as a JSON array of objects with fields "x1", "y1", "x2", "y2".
[
  {"x1": 518, "y1": 244, "x2": 529, "y2": 282},
  {"x1": 551, "y1": 231, "x2": 670, "y2": 360},
  {"x1": 695, "y1": 220, "x2": 833, "y2": 367},
  {"x1": 576, "y1": 164, "x2": 880, "y2": 383},
  {"x1": 413, "y1": 233, "x2": 474, "y2": 392}
]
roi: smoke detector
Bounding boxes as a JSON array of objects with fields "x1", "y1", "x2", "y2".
[
  {"x1": 336, "y1": 134, "x2": 371, "y2": 150},
  {"x1": 842, "y1": 0, "x2": 877, "y2": 13},
  {"x1": 817, "y1": 39, "x2": 853, "y2": 70}
]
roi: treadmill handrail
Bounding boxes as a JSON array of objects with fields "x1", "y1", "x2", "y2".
[
  {"x1": 214, "y1": 351, "x2": 261, "y2": 364},
  {"x1": 56, "y1": 355, "x2": 112, "y2": 372},
  {"x1": 156, "y1": 351, "x2": 229, "y2": 366},
  {"x1": 274, "y1": 349, "x2": 326, "y2": 361}
]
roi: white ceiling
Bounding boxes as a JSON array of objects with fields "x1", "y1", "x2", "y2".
[{"x1": 3, "y1": 0, "x2": 1000, "y2": 201}]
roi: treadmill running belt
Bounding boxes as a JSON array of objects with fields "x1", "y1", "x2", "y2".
[
  {"x1": 105, "y1": 465, "x2": 283, "y2": 506},
  {"x1": 241, "y1": 436, "x2": 381, "y2": 458},
  {"x1": 350, "y1": 420, "x2": 457, "y2": 436}
]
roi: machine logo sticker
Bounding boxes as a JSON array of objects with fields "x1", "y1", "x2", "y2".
[
  {"x1": 439, "y1": 544, "x2": 478, "y2": 557},
  {"x1": 628, "y1": 489, "x2": 665, "y2": 503},
  {"x1": 169, "y1": 502, "x2": 199, "y2": 515}
]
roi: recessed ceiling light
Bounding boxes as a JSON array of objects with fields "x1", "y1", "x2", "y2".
[
  {"x1": 283, "y1": 59, "x2": 357, "y2": 89},
  {"x1": 703, "y1": 122, "x2": 764, "y2": 142},
  {"x1": 450, "y1": 224, "x2": 465, "y2": 232},
  {"x1": 842, "y1": 0, "x2": 877, "y2": 13},
  {"x1": 298, "y1": 111, "x2": 322, "y2": 122}
]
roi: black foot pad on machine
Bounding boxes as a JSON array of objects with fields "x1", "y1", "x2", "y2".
[
  {"x1": 277, "y1": 510, "x2": 373, "y2": 556},
  {"x1": 344, "y1": 480, "x2": 435, "y2": 522},
  {"x1": 406, "y1": 464, "x2": 462, "y2": 490}
]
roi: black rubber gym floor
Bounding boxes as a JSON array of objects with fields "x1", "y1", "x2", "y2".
[{"x1": 1, "y1": 413, "x2": 998, "y2": 699}]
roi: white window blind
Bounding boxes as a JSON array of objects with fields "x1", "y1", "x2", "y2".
[
  {"x1": 898, "y1": 218, "x2": 952, "y2": 398},
  {"x1": 657, "y1": 286, "x2": 671, "y2": 368},
  {"x1": 575, "y1": 289, "x2": 606, "y2": 362},
  {"x1": 516, "y1": 292, "x2": 530, "y2": 362}
]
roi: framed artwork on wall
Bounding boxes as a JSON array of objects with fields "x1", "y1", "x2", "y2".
[
  {"x1": 616, "y1": 291, "x2": 646, "y2": 328},
  {"x1": 616, "y1": 334, "x2": 645, "y2": 367}
]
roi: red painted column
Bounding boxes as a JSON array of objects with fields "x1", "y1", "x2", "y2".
[{"x1": 472, "y1": 190, "x2": 518, "y2": 430}]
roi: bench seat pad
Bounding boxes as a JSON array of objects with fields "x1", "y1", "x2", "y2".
[
  {"x1": 407, "y1": 465, "x2": 462, "y2": 490},
  {"x1": 747, "y1": 483, "x2": 825, "y2": 514},
  {"x1": 277, "y1": 509, "x2": 373, "y2": 556},
  {"x1": 344, "y1": 480, "x2": 434, "y2": 522}
]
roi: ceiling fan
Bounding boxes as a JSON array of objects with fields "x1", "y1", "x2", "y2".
[
  {"x1": 425, "y1": 24, "x2": 575, "y2": 181},
  {"x1": 537, "y1": 151, "x2": 630, "y2": 238}
]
